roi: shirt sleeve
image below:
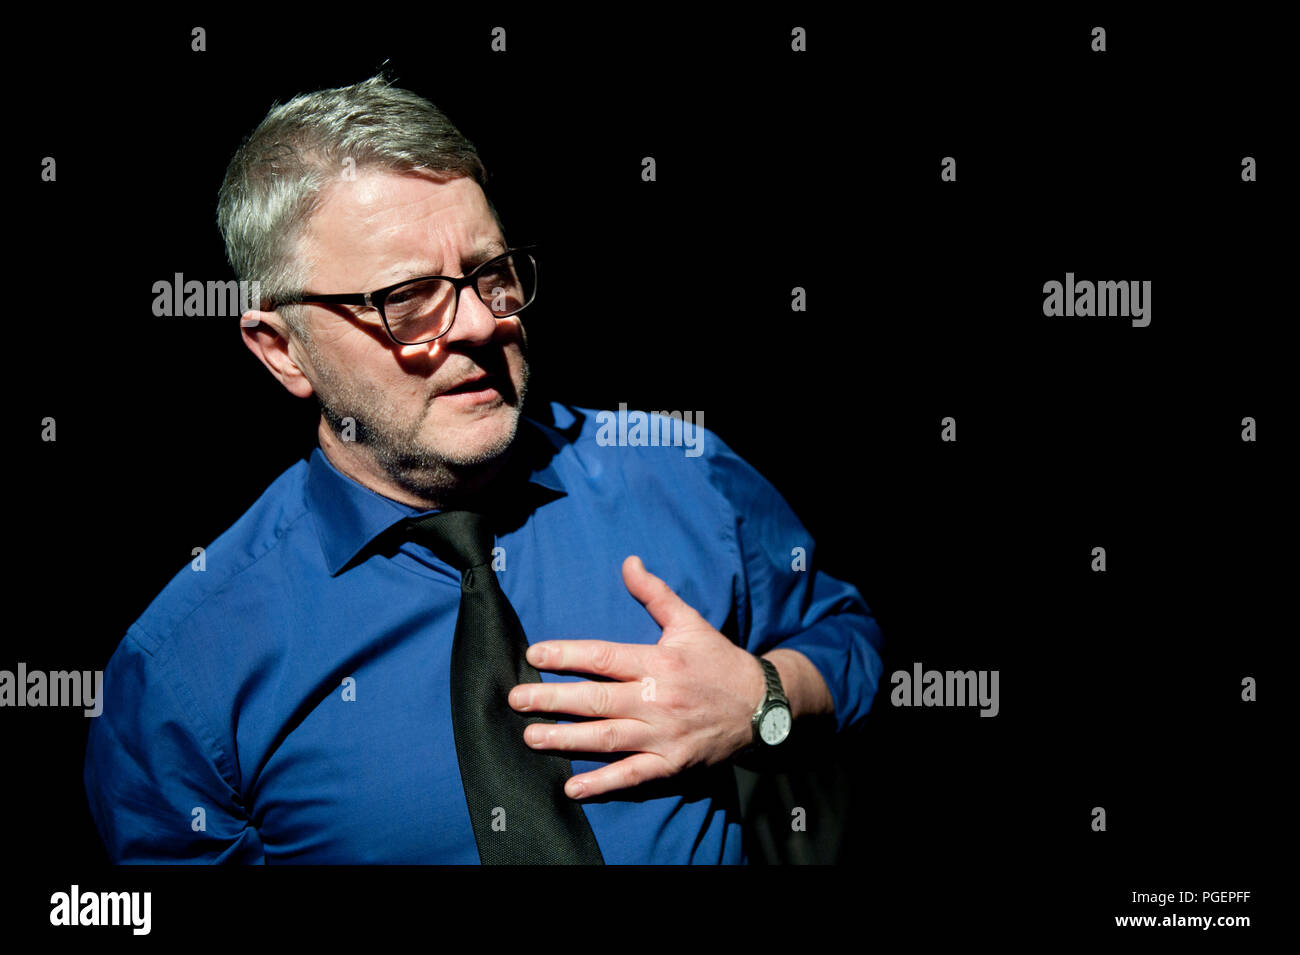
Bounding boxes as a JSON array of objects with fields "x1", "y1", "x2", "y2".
[
  {"x1": 704, "y1": 433, "x2": 885, "y2": 733},
  {"x1": 84, "y1": 625, "x2": 266, "y2": 863}
]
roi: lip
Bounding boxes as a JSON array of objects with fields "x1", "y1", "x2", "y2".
[{"x1": 438, "y1": 374, "x2": 501, "y2": 401}]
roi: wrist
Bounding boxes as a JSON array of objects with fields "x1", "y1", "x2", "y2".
[
  {"x1": 762, "y1": 648, "x2": 833, "y2": 720},
  {"x1": 734, "y1": 650, "x2": 767, "y2": 754},
  {"x1": 746, "y1": 653, "x2": 793, "y2": 749}
]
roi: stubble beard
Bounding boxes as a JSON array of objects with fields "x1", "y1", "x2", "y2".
[{"x1": 308, "y1": 341, "x2": 530, "y2": 503}]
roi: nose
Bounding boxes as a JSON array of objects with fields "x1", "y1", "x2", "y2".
[{"x1": 438, "y1": 283, "x2": 500, "y2": 347}]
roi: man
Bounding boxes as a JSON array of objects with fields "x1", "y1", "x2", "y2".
[{"x1": 84, "y1": 75, "x2": 885, "y2": 863}]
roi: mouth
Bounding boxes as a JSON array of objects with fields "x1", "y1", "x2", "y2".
[{"x1": 438, "y1": 373, "x2": 503, "y2": 401}]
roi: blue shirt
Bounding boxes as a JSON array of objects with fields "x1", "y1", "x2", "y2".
[{"x1": 84, "y1": 403, "x2": 884, "y2": 863}]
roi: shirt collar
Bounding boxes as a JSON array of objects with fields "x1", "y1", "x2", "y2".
[{"x1": 306, "y1": 415, "x2": 568, "y2": 576}]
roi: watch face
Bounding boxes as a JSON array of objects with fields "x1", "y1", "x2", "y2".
[{"x1": 759, "y1": 705, "x2": 792, "y2": 745}]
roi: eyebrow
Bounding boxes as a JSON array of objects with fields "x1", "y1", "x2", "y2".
[{"x1": 391, "y1": 240, "x2": 508, "y2": 283}]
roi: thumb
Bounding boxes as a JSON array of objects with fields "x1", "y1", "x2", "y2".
[{"x1": 622, "y1": 555, "x2": 701, "y2": 632}]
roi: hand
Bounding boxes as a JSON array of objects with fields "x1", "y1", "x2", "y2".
[{"x1": 508, "y1": 554, "x2": 766, "y2": 799}]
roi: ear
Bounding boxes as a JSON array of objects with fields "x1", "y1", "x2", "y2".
[{"x1": 240, "y1": 309, "x2": 315, "y2": 399}]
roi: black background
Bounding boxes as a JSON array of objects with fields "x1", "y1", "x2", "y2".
[{"x1": 9, "y1": 8, "x2": 1283, "y2": 941}]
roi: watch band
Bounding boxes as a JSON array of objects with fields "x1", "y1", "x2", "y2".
[
  {"x1": 750, "y1": 656, "x2": 791, "y2": 747},
  {"x1": 756, "y1": 656, "x2": 789, "y2": 710}
]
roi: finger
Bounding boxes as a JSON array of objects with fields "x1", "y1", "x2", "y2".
[
  {"x1": 621, "y1": 555, "x2": 705, "y2": 631},
  {"x1": 523, "y1": 717, "x2": 651, "y2": 755},
  {"x1": 508, "y1": 679, "x2": 644, "y2": 719},
  {"x1": 566, "y1": 752, "x2": 674, "y2": 800},
  {"x1": 526, "y1": 639, "x2": 650, "y2": 680}
]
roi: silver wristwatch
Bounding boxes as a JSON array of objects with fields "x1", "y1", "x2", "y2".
[{"x1": 750, "y1": 656, "x2": 792, "y2": 747}]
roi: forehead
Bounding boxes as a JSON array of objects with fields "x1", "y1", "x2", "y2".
[{"x1": 303, "y1": 170, "x2": 501, "y2": 285}]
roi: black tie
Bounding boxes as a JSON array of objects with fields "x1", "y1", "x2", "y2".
[{"x1": 407, "y1": 509, "x2": 605, "y2": 864}]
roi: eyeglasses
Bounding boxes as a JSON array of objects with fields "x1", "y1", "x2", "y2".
[{"x1": 269, "y1": 245, "x2": 538, "y2": 345}]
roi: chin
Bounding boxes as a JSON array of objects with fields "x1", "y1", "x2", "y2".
[{"x1": 431, "y1": 404, "x2": 518, "y2": 465}]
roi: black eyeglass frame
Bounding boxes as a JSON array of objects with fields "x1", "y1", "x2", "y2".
[{"x1": 267, "y1": 244, "x2": 538, "y2": 345}]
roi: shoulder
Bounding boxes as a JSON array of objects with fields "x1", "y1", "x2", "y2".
[
  {"x1": 530, "y1": 399, "x2": 741, "y2": 469},
  {"x1": 523, "y1": 400, "x2": 787, "y2": 527},
  {"x1": 127, "y1": 457, "x2": 314, "y2": 655}
]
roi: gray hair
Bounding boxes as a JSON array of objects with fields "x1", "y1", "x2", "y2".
[{"x1": 216, "y1": 73, "x2": 497, "y2": 342}]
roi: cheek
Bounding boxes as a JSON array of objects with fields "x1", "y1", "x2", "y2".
[
  {"x1": 509, "y1": 348, "x2": 529, "y2": 390},
  {"x1": 504, "y1": 321, "x2": 528, "y2": 361}
]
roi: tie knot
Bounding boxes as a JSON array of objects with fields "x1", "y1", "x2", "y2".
[{"x1": 406, "y1": 510, "x2": 495, "y2": 571}]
